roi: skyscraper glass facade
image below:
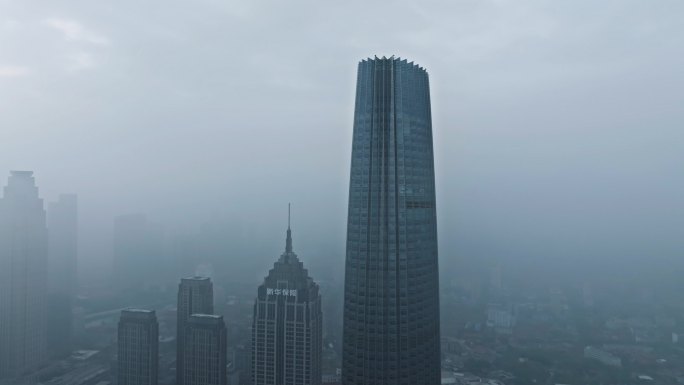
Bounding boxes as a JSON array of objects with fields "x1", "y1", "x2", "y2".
[{"x1": 342, "y1": 57, "x2": 440, "y2": 385}]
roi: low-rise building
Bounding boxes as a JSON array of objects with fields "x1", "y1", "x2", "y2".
[{"x1": 584, "y1": 346, "x2": 622, "y2": 367}]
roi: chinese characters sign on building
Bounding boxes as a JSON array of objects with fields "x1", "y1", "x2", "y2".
[{"x1": 266, "y1": 288, "x2": 297, "y2": 297}]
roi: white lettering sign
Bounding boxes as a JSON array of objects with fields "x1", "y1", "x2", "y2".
[{"x1": 266, "y1": 288, "x2": 297, "y2": 297}]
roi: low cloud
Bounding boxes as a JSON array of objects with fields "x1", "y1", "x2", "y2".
[
  {"x1": 0, "y1": 65, "x2": 29, "y2": 77},
  {"x1": 67, "y1": 52, "x2": 95, "y2": 71},
  {"x1": 44, "y1": 17, "x2": 109, "y2": 45}
]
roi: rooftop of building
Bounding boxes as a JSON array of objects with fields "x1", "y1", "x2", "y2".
[
  {"x1": 10, "y1": 170, "x2": 33, "y2": 177},
  {"x1": 360, "y1": 55, "x2": 426, "y2": 71},
  {"x1": 123, "y1": 308, "x2": 154, "y2": 313},
  {"x1": 120, "y1": 308, "x2": 157, "y2": 321},
  {"x1": 191, "y1": 313, "x2": 221, "y2": 319},
  {"x1": 188, "y1": 313, "x2": 225, "y2": 327},
  {"x1": 182, "y1": 276, "x2": 211, "y2": 282}
]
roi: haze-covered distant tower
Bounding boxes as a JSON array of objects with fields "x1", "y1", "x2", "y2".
[
  {"x1": 176, "y1": 277, "x2": 214, "y2": 385},
  {"x1": 47, "y1": 193, "x2": 78, "y2": 357},
  {"x1": 342, "y1": 57, "x2": 441, "y2": 385},
  {"x1": 0, "y1": 171, "x2": 48, "y2": 383},
  {"x1": 182, "y1": 314, "x2": 227, "y2": 385},
  {"x1": 112, "y1": 214, "x2": 165, "y2": 290},
  {"x1": 252, "y1": 208, "x2": 322, "y2": 385},
  {"x1": 118, "y1": 309, "x2": 159, "y2": 385}
]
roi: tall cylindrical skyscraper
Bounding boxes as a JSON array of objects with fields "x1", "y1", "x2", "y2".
[{"x1": 342, "y1": 57, "x2": 440, "y2": 385}]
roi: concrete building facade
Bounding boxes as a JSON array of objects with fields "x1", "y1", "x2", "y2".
[
  {"x1": 177, "y1": 276, "x2": 214, "y2": 385},
  {"x1": 117, "y1": 309, "x2": 159, "y2": 385}
]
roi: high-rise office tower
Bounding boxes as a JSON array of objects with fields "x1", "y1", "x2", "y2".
[
  {"x1": 230, "y1": 344, "x2": 252, "y2": 385},
  {"x1": 47, "y1": 193, "x2": 78, "y2": 357},
  {"x1": 118, "y1": 309, "x2": 159, "y2": 385},
  {"x1": 0, "y1": 171, "x2": 48, "y2": 383},
  {"x1": 342, "y1": 57, "x2": 441, "y2": 385},
  {"x1": 181, "y1": 314, "x2": 227, "y2": 385},
  {"x1": 177, "y1": 276, "x2": 214, "y2": 385},
  {"x1": 252, "y1": 209, "x2": 322, "y2": 385},
  {"x1": 113, "y1": 213, "x2": 147, "y2": 290},
  {"x1": 113, "y1": 214, "x2": 165, "y2": 290}
]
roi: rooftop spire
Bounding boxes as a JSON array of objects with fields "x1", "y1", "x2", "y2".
[{"x1": 285, "y1": 203, "x2": 293, "y2": 254}]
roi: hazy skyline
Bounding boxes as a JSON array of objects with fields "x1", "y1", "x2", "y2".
[{"x1": 1, "y1": 0, "x2": 682, "y2": 282}]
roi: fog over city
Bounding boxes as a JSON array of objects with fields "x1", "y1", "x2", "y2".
[
  {"x1": 2, "y1": 0, "x2": 682, "y2": 285},
  {"x1": 1, "y1": 2, "x2": 683, "y2": 384}
]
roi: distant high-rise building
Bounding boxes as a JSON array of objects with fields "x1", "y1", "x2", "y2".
[
  {"x1": 182, "y1": 314, "x2": 227, "y2": 385},
  {"x1": 583, "y1": 282, "x2": 594, "y2": 307},
  {"x1": 47, "y1": 193, "x2": 78, "y2": 357},
  {"x1": 342, "y1": 57, "x2": 441, "y2": 385},
  {"x1": 118, "y1": 309, "x2": 159, "y2": 385},
  {"x1": 252, "y1": 208, "x2": 322, "y2": 385},
  {"x1": 112, "y1": 214, "x2": 165, "y2": 290},
  {"x1": 230, "y1": 344, "x2": 252, "y2": 385},
  {"x1": 113, "y1": 213, "x2": 147, "y2": 289},
  {"x1": 490, "y1": 263, "x2": 502, "y2": 292},
  {"x1": 177, "y1": 277, "x2": 214, "y2": 385},
  {"x1": 0, "y1": 171, "x2": 48, "y2": 383}
]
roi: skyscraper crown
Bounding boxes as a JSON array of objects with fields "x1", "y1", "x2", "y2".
[
  {"x1": 279, "y1": 203, "x2": 298, "y2": 264},
  {"x1": 359, "y1": 55, "x2": 427, "y2": 72}
]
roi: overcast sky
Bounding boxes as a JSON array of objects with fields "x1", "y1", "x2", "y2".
[{"x1": 1, "y1": 0, "x2": 682, "y2": 281}]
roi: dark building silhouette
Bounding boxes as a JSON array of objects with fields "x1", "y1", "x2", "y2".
[
  {"x1": 47, "y1": 193, "x2": 78, "y2": 358},
  {"x1": 0, "y1": 171, "x2": 48, "y2": 383},
  {"x1": 229, "y1": 344, "x2": 252, "y2": 385},
  {"x1": 182, "y1": 314, "x2": 227, "y2": 385},
  {"x1": 118, "y1": 309, "x2": 159, "y2": 385},
  {"x1": 177, "y1": 277, "x2": 214, "y2": 385},
  {"x1": 252, "y1": 208, "x2": 322, "y2": 385},
  {"x1": 342, "y1": 57, "x2": 441, "y2": 385}
]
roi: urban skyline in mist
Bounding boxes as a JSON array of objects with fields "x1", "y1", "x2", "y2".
[
  {"x1": 2, "y1": 2, "x2": 684, "y2": 385},
  {"x1": 2, "y1": 0, "x2": 683, "y2": 286}
]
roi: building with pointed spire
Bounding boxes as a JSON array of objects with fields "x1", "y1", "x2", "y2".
[
  {"x1": 252, "y1": 206, "x2": 322, "y2": 385},
  {"x1": 0, "y1": 171, "x2": 48, "y2": 384}
]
